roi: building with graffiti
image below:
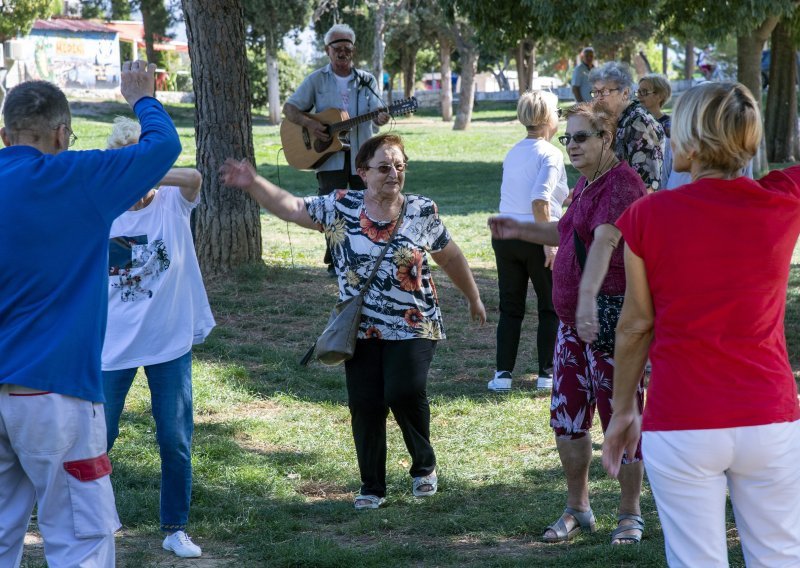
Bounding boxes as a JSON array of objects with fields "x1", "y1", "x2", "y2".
[{"x1": 27, "y1": 19, "x2": 121, "y2": 89}]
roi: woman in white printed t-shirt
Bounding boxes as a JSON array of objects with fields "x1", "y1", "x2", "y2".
[
  {"x1": 101, "y1": 117, "x2": 216, "y2": 559},
  {"x1": 488, "y1": 90, "x2": 569, "y2": 393}
]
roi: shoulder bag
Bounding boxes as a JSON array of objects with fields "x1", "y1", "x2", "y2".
[
  {"x1": 573, "y1": 229, "x2": 624, "y2": 353},
  {"x1": 300, "y1": 199, "x2": 407, "y2": 366}
]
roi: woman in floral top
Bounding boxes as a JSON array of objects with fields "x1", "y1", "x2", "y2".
[
  {"x1": 220, "y1": 133, "x2": 486, "y2": 511},
  {"x1": 589, "y1": 62, "x2": 665, "y2": 191}
]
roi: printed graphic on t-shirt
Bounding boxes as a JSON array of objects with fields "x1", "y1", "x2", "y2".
[{"x1": 108, "y1": 235, "x2": 170, "y2": 301}]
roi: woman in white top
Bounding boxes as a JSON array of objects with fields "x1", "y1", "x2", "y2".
[
  {"x1": 101, "y1": 117, "x2": 215, "y2": 559},
  {"x1": 488, "y1": 90, "x2": 569, "y2": 392}
]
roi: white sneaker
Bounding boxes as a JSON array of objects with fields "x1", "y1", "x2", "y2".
[
  {"x1": 163, "y1": 530, "x2": 202, "y2": 558},
  {"x1": 488, "y1": 371, "x2": 512, "y2": 392},
  {"x1": 537, "y1": 368, "x2": 554, "y2": 391}
]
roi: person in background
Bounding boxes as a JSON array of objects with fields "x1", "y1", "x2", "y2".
[
  {"x1": 636, "y1": 73, "x2": 673, "y2": 196},
  {"x1": 221, "y1": 133, "x2": 486, "y2": 511},
  {"x1": 571, "y1": 47, "x2": 595, "y2": 103},
  {"x1": 102, "y1": 117, "x2": 216, "y2": 559},
  {"x1": 604, "y1": 81, "x2": 800, "y2": 567},
  {"x1": 283, "y1": 23, "x2": 390, "y2": 277},
  {"x1": 590, "y1": 61, "x2": 664, "y2": 191},
  {"x1": 488, "y1": 90, "x2": 568, "y2": 393},
  {"x1": 489, "y1": 102, "x2": 647, "y2": 546},
  {"x1": 0, "y1": 62, "x2": 180, "y2": 567}
]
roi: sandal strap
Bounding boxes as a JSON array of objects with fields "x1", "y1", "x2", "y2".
[
  {"x1": 564, "y1": 507, "x2": 596, "y2": 529},
  {"x1": 611, "y1": 514, "x2": 645, "y2": 542}
]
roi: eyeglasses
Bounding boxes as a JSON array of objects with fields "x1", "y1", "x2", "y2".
[
  {"x1": 590, "y1": 88, "x2": 620, "y2": 98},
  {"x1": 635, "y1": 89, "x2": 653, "y2": 98},
  {"x1": 367, "y1": 162, "x2": 407, "y2": 174},
  {"x1": 55, "y1": 124, "x2": 78, "y2": 147},
  {"x1": 557, "y1": 131, "x2": 603, "y2": 146}
]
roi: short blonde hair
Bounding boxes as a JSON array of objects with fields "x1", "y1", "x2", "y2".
[
  {"x1": 107, "y1": 116, "x2": 141, "y2": 149},
  {"x1": 640, "y1": 73, "x2": 671, "y2": 107},
  {"x1": 671, "y1": 82, "x2": 761, "y2": 173},
  {"x1": 517, "y1": 90, "x2": 558, "y2": 128}
]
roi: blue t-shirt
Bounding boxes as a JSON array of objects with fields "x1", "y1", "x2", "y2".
[{"x1": 0, "y1": 97, "x2": 181, "y2": 401}]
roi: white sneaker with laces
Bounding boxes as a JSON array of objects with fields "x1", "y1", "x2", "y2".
[
  {"x1": 487, "y1": 371, "x2": 512, "y2": 392},
  {"x1": 163, "y1": 530, "x2": 202, "y2": 558}
]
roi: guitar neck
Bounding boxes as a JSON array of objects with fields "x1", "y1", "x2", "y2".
[{"x1": 329, "y1": 110, "x2": 384, "y2": 134}]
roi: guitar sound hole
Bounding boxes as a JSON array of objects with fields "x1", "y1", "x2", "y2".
[{"x1": 314, "y1": 138, "x2": 333, "y2": 153}]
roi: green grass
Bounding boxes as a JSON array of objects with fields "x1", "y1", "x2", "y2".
[{"x1": 18, "y1": 100, "x2": 798, "y2": 567}]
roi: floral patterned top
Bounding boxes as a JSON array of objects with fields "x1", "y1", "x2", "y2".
[
  {"x1": 305, "y1": 190, "x2": 451, "y2": 341},
  {"x1": 614, "y1": 100, "x2": 665, "y2": 190}
]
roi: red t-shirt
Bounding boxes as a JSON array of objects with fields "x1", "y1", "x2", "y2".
[
  {"x1": 553, "y1": 162, "x2": 647, "y2": 326},
  {"x1": 617, "y1": 168, "x2": 800, "y2": 431}
]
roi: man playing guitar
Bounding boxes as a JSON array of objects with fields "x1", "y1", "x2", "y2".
[{"x1": 283, "y1": 24, "x2": 390, "y2": 276}]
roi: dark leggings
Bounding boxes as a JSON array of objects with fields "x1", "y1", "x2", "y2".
[
  {"x1": 345, "y1": 338, "x2": 437, "y2": 498},
  {"x1": 492, "y1": 238, "x2": 558, "y2": 375}
]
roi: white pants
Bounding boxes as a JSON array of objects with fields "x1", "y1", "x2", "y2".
[
  {"x1": 643, "y1": 421, "x2": 800, "y2": 568},
  {"x1": 0, "y1": 385, "x2": 120, "y2": 568}
]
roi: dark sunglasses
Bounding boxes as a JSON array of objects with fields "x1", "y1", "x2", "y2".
[
  {"x1": 558, "y1": 131, "x2": 603, "y2": 146},
  {"x1": 367, "y1": 163, "x2": 407, "y2": 174}
]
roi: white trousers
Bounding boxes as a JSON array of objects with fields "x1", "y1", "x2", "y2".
[
  {"x1": 0, "y1": 385, "x2": 120, "y2": 568},
  {"x1": 643, "y1": 420, "x2": 800, "y2": 568}
]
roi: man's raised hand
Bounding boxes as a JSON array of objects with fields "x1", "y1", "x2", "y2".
[{"x1": 121, "y1": 60, "x2": 156, "y2": 108}]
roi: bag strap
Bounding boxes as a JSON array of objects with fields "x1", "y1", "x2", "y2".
[
  {"x1": 573, "y1": 229, "x2": 587, "y2": 271},
  {"x1": 357, "y1": 197, "x2": 407, "y2": 297}
]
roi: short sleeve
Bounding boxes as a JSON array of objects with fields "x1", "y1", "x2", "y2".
[
  {"x1": 531, "y1": 150, "x2": 565, "y2": 203},
  {"x1": 159, "y1": 185, "x2": 198, "y2": 216},
  {"x1": 615, "y1": 197, "x2": 648, "y2": 258},
  {"x1": 304, "y1": 194, "x2": 333, "y2": 226},
  {"x1": 286, "y1": 73, "x2": 317, "y2": 112},
  {"x1": 416, "y1": 198, "x2": 450, "y2": 252},
  {"x1": 619, "y1": 108, "x2": 664, "y2": 190}
]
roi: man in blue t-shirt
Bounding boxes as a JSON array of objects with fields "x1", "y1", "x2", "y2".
[
  {"x1": 571, "y1": 47, "x2": 595, "y2": 103},
  {"x1": 0, "y1": 61, "x2": 180, "y2": 567}
]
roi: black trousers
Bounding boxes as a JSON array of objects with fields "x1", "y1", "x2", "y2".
[
  {"x1": 492, "y1": 238, "x2": 558, "y2": 375},
  {"x1": 316, "y1": 151, "x2": 365, "y2": 267},
  {"x1": 344, "y1": 338, "x2": 437, "y2": 498}
]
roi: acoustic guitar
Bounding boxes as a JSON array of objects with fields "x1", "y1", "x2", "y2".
[{"x1": 280, "y1": 97, "x2": 418, "y2": 170}]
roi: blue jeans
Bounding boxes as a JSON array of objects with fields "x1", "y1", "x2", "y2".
[{"x1": 103, "y1": 351, "x2": 194, "y2": 532}]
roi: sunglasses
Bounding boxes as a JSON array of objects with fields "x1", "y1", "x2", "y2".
[
  {"x1": 558, "y1": 131, "x2": 603, "y2": 146},
  {"x1": 635, "y1": 89, "x2": 653, "y2": 97},
  {"x1": 367, "y1": 163, "x2": 407, "y2": 174},
  {"x1": 590, "y1": 88, "x2": 620, "y2": 98}
]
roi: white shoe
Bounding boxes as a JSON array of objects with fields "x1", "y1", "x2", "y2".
[
  {"x1": 537, "y1": 369, "x2": 554, "y2": 391},
  {"x1": 488, "y1": 371, "x2": 512, "y2": 392},
  {"x1": 163, "y1": 530, "x2": 202, "y2": 558}
]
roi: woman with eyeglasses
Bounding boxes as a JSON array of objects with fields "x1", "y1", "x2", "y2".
[
  {"x1": 220, "y1": 133, "x2": 486, "y2": 511},
  {"x1": 490, "y1": 102, "x2": 647, "y2": 545},
  {"x1": 589, "y1": 62, "x2": 665, "y2": 192},
  {"x1": 603, "y1": 81, "x2": 800, "y2": 566},
  {"x1": 487, "y1": 90, "x2": 568, "y2": 394}
]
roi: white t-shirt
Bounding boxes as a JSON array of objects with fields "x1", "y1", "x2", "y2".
[
  {"x1": 334, "y1": 74, "x2": 351, "y2": 109},
  {"x1": 498, "y1": 138, "x2": 569, "y2": 222},
  {"x1": 102, "y1": 186, "x2": 216, "y2": 370}
]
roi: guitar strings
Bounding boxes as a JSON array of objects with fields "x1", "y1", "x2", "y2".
[{"x1": 275, "y1": 146, "x2": 295, "y2": 269}]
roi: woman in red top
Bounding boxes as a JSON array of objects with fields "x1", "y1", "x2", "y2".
[{"x1": 604, "y1": 82, "x2": 800, "y2": 566}]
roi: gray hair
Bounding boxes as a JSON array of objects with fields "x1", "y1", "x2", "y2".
[
  {"x1": 589, "y1": 61, "x2": 634, "y2": 91},
  {"x1": 2, "y1": 81, "x2": 70, "y2": 144},
  {"x1": 324, "y1": 23, "x2": 356, "y2": 46},
  {"x1": 107, "y1": 116, "x2": 141, "y2": 149},
  {"x1": 582, "y1": 46, "x2": 594, "y2": 56}
]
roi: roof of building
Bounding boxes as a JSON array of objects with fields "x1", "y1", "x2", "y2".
[{"x1": 33, "y1": 18, "x2": 116, "y2": 34}]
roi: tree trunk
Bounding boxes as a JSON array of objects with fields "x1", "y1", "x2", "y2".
[
  {"x1": 738, "y1": 16, "x2": 779, "y2": 176},
  {"x1": 438, "y1": 32, "x2": 453, "y2": 122},
  {"x1": 684, "y1": 40, "x2": 694, "y2": 80},
  {"x1": 453, "y1": 44, "x2": 478, "y2": 130},
  {"x1": 516, "y1": 38, "x2": 535, "y2": 93},
  {"x1": 371, "y1": 1, "x2": 387, "y2": 99},
  {"x1": 766, "y1": 19, "x2": 797, "y2": 162},
  {"x1": 181, "y1": 0, "x2": 262, "y2": 273},
  {"x1": 266, "y1": 48, "x2": 280, "y2": 125},
  {"x1": 140, "y1": 0, "x2": 164, "y2": 67},
  {"x1": 662, "y1": 42, "x2": 668, "y2": 75},
  {"x1": 401, "y1": 44, "x2": 418, "y2": 99}
]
